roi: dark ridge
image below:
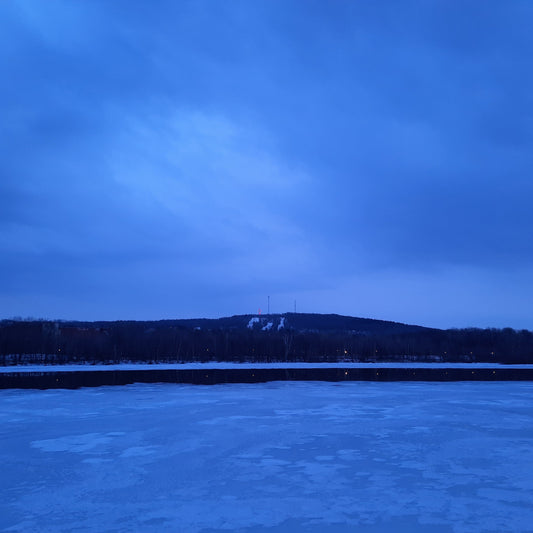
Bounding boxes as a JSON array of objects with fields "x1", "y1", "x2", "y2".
[{"x1": 85, "y1": 313, "x2": 432, "y2": 334}]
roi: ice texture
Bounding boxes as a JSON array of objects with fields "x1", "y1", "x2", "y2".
[{"x1": 1, "y1": 381, "x2": 533, "y2": 532}]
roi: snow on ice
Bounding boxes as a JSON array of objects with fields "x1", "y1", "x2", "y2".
[{"x1": 1, "y1": 381, "x2": 533, "y2": 532}]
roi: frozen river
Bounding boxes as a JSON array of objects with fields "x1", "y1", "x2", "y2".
[{"x1": 1, "y1": 381, "x2": 533, "y2": 532}]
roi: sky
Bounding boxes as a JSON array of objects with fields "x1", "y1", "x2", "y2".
[{"x1": 1, "y1": 0, "x2": 532, "y2": 330}]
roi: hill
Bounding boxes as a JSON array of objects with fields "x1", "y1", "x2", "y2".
[{"x1": 124, "y1": 313, "x2": 431, "y2": 335}]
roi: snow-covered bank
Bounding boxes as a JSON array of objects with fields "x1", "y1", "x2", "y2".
[{"x1": 1, "y1": 361, "x2": 533, "y2": 373}]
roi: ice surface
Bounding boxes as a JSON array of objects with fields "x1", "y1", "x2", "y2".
[{"x1": 1, "y1": 382, "x2": 533, "y2": 532}]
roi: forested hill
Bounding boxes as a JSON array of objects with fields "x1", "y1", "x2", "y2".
[
  {"x1": 1, "y1": 313, "x2": 532, "y2": 365},
  {"x1": 115, "y1": 313, "x2": 430, "y2": 335}
]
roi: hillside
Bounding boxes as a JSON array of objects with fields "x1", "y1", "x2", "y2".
[{"x1": 131, "y1": 313, "x2": 431, "y2": 335}]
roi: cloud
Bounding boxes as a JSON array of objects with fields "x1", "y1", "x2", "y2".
[
  {"x1": 108, "y1": 108, "x2": 323, "y2": 281},
  {"x1": 1, "y1": 0, "x2": 532, "y2": 326}
]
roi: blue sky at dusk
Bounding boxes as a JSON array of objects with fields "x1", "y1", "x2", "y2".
[{"x1": 1, "y1": 0, "x2": 532, "y2": 329}]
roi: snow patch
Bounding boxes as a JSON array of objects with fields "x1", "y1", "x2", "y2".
[
  {"x1": 262, "y1": 322, "x2": 273, "y2": 331},
  {"x1": 120, "y1": 446, "x2": 157, "y2": 458},
  {"x1": 31, "y1": 433, "x2": 114, "y2": 453},
  {"x1": 278, "y1": 317, "x2": 285, "y2": 330},
  {"x1": 247, "y1": 317, "x2": 259, "y2": 329}
]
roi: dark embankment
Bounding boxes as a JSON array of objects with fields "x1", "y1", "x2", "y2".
[{"x1": 2, "y1": 366, "x2": 533, "y2": 389}]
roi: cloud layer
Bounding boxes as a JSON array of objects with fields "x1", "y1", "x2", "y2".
[{"x1": 1, "y1": 1, "x2": 532, "y2": 328}]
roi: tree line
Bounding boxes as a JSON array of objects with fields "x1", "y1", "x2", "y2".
[{"x1": 1, "y1": 319, "x2": 532, "y2": 365}]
